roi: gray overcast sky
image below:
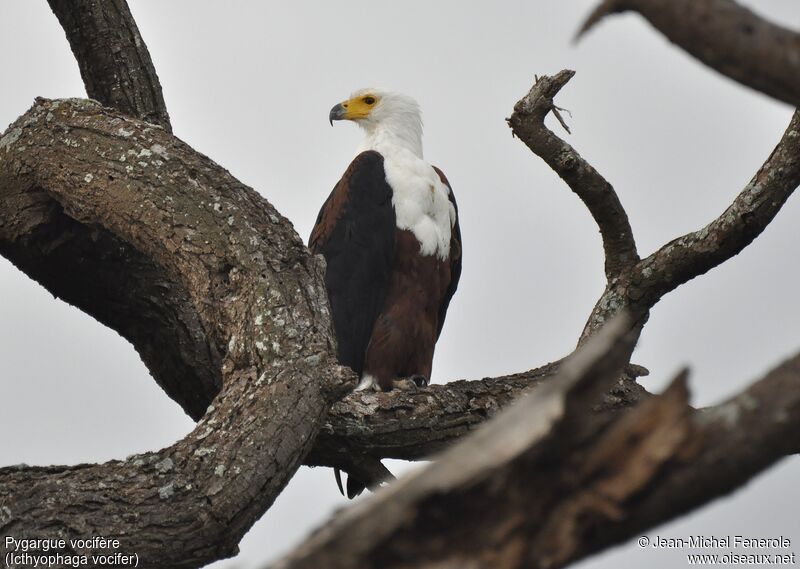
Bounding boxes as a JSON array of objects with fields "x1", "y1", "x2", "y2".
[{"x1": 1, "y1": 1, "x2": 799, "y2": 567}]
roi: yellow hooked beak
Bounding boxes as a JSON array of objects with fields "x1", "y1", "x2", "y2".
[{"x1": 329, "y1": 94, "x2": 379, "y2": 125}]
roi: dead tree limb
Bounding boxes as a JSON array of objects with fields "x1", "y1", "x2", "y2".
[
  {"x1": 577, "y1": 0, "x2": 800, "y2": 108},
  {"x1": 271, "y1": 319, "x2": 800, "y2": 569},
  {"x1": 47, "y1": 0, "x2": 172, "y2": 130},
  {"x1": 509, "y1": 72, "x2": 800, "y2": 345},
  {"x1": 0, "y1": 98, "x2": 351, "y2": 569},
  {"x1": 507, "y1": 70, "x2": 639, "y2": 281}
]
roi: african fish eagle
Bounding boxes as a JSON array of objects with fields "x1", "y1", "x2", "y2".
[{"x1": 310, "y1": 89, "x2": 462, "y2": 393}]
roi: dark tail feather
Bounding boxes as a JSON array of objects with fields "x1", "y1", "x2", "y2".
[
  {"x1": 333, "y1": 467, "x2": 367, "y2": 498},
  {"x1": 333, "y1": 459, "x2": 395, "y2": 499},
  {"x1": 334, "y1": 467, "x2": 345, "y2": 496},
  {"x1": 346, "y1": 475, "x2": 367, "y2": 499}
]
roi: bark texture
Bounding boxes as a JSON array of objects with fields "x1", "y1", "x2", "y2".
[
  {"x1": 578, "y1": 0, "x2": 800, "y2": 108},
  {"x1": 0, "y1": 98, "x2": 350, "y2": 568},
  {"x1": 310, "y1": 361, "x2": 648, "y2": 469},
  {"x1": 48, "y1": 0, "x2": 172, "y2": 130}
]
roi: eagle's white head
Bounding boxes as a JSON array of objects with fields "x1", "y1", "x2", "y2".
[{"x1": 329, "y1": 89, "x2": 424, "y2": 158}]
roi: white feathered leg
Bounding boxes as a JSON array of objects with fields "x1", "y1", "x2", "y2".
[{"x1": 354, "y1": 374, "x2": 380, "y2": 391}]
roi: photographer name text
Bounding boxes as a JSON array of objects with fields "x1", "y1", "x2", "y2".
[{"x1": 647, "y1": 536, "x2": 792, "y2": 549}]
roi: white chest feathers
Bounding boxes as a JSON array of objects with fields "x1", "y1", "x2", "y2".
[{"x1": 382, "y1": 148, "x2": 456, "y2": 260}]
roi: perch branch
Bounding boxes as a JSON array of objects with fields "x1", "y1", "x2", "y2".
[{"x1": 309, "y1": 360, "x2": 648, "y2": 467}]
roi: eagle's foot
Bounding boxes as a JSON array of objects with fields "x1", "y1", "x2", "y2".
[
  {"x1": 410, "y1": 374, "x2": 428, "y2": 387},
  {"x1": 394, "y1": 375, "x2": 428, "y2": 391}
]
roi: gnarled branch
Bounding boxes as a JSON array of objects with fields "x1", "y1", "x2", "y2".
[
  {"x1": 508, "y1": 71, "x2": 800, "y2": 346},
  {"x1": 0, "y1": 98, "x2": 350, "y2": 568}
]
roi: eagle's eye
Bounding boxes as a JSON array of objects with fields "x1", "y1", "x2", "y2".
[{"x1": 363, "y1": 96, "x2": 376, "y2": 105}]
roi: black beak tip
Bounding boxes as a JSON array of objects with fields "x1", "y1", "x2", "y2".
[{"x1": 329, "y1": 103, "x2": 345, "y2": 126}]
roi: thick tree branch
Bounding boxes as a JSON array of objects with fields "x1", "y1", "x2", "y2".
[
  {"x1": 507, "y1": 70, "x2": 639, "y2": 281},
  {"x1": 309, "y1": 361, "x2": 648, "y2": 468},
  {"x1": 0, "y1": 99, "x2": 351, "y2": 568},
  {"x1": 271, "y1": 321, "x2": 800, "y2": 569},
  {"x1": 578, "y1": 0, "x2": 800, "y2": 108},
  {"x1": 47, "y1": 0, "x2": 172, "y2": 131}
]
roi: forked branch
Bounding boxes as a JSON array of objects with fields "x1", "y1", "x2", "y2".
[{"x1": 508, "y1": 71, "x2": 800, "y2": 346}]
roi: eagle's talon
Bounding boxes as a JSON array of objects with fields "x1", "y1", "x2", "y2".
[
  {"x1": 410, "y1": 374, "x2": 428, "y2": 388},
  {"x1": 394, "y1": 376, "x2": 428, "y2": 391},
  {"x1": 394, "y1": 378, "x2": 420, "y2": 391}
]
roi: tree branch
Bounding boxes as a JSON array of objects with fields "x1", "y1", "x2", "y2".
[
  {"x1": 47, "y1": 0, "x2": 172, "y2": 131},
  {"x1": 0, "y1": 98, "x2": 350, "y2": 568},
  {"x1": 633, "y1": 111, "x2": 800, "y2": 303},
  {"x1": 509, "y1": 72, "x2": 800, "y2": 345},
  {"x1": 577, "y1": 0, "x2": 800, "y2": 108},
  {"x1": 507, "y1": 70, "x2": 639, "y2": 281},
  {"x1": 271, "y1": 321, "x2": 800, "y2": 569},
  {"x1": 309, "y1": 361, "x2": 648, "y2": 468}
]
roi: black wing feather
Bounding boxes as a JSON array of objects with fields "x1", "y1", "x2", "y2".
[{"x1": 310, "y1": 151, "x2": 395, "y2": 375}]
